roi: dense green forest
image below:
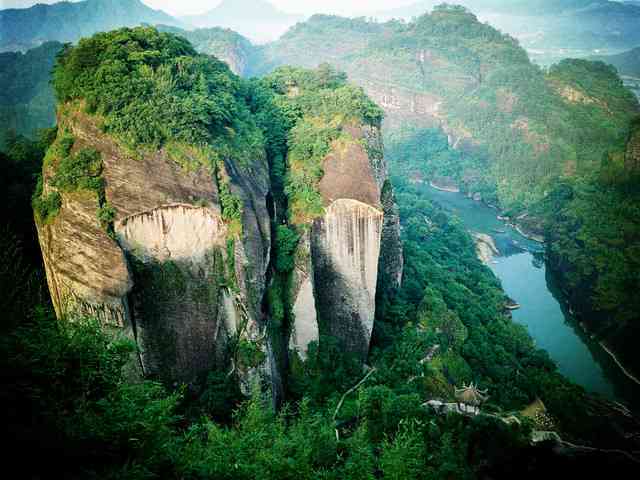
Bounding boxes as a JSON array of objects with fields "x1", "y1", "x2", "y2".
[
  {"x1": 0, "y1": 41, "x2": 61, "y2": 148},
  {"x1": 3, "y1": 26, "x2": 640, "y2": 478},
  {"x1": 535, "y1": 149, "x2": 640, "y2": 377}
]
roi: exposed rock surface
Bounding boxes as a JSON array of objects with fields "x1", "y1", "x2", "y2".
[
  {"x1": 473, "y1": 233, "x2": 500, "y2": 265},
  {"x1": 289, "y1": 124, "x2": 402, "y2": 361},
  {"x1": 36, "y1": 189, "x2": 132, "y2": 328},
  {"x1": 311, "y1": 199, "x2": 383, "y2": 359},
  {"x1": 36, "y1": 106, "x2": 272, "y2": 387},
  {"x1": 377, "y1": 180, "x2": 404, "y2": 303},
  {"x1": 37, "y1": 104, "x2": 401, "y2": 392},
  {"x1": 289, "y1": 230, "x2": 318, "y2": 359}
]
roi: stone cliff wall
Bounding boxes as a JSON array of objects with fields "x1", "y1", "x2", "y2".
[
  {"x1": 35, "y1": 106, "x2": 272, "y2": 387},
  {"x1": 289, "y1": 124, "x2": 402, "y2": 361},
  {"x1": 311, "y1": 199, "x2": 383, "y2": 359}
]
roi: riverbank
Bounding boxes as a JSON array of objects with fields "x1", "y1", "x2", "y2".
[
  {"x1": 429, "y1": 180, "x2": 460, "y2": 193},
  {"x1": 545, "y1": 251, "x2": 640, "y2": 394},
  {"x1": 430, "y1": 180, "x2": 546, "y2": 243},
  {"x1": 421, "y1": 184, "x2": 640, "y2": 404}
]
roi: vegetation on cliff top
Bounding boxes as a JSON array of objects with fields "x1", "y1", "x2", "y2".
[
  {"x1": 259, "y1": 64, "x2": 383, "y2": 224},
  {"x1": 52, "y1": 25, "x2": 266, "y2": 175}
]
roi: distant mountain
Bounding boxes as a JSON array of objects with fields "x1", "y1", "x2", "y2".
[
  {"x1": 591, "y1": 47, "x2": 640, "y2": 77},
  {"x1": 157, "y1": 25, "x2": 257, "y2": 76},
  {"x1": 0, "y1": 0, "x2": 181, "y2": 52},
  {"x1": 371, "y1": 0, "x2": 640, "y2": 58},
  {"x1": 181, "y1": 0, "x2": 304, "y2": 44},
  {"x1": 0, "y1": 41, "x2": 62, "y2": 142},
  {"x1": 370, "y1": 0, "x2": 607, "y2": 20}
]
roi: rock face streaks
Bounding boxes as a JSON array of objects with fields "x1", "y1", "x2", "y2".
[
  {"x1": 117, "y1": 205, "x2": 228, "y2": 262},
  {"x1": 118, "y1": 204, "x2": 234, "y2": 383},
  {"x1": 37, "y1": 108, "x2": 402, "y2": 391},
  {"x1": 36, "y1": 107, "x2": 272, "y2": 388},
  {"x1": 312, "y1": 199, "x2": 383, "y2": 359},
  {"x1": 36, "y1": 189, "x2": 132, "y2": 328},
  {"x1": 289, "y1": 124, "x2": 402, "y2": 361}
]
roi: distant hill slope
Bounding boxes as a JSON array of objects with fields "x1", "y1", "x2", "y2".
[
  {"x1": 372, "y1": 0, "x2": 610, "y2": 19},
  {"x1": 256, "y1": 7, "x2": 640, "y2": 384},
  {"x1": 0, "y1": 41, "x2": 62, "y2": 143},
  {"x1": 371, "y1": 0, "x2": 640, "y2": 57},
  {"x1": 181, "y1": 0, "x2": 303, "y2": 44},
  {"x1": 156, "y1": 25, "x2": 257, "y2": 76},
  {"x1": 0, "y1": 0, "x2": 181, "y2": 52},
  {"x1": 0, "y1": 24, "x2": 261, "y2": 143},
  {"x1": 591, "y1": 47, "x2": 640, "y2": 78},
  {"x1": 256, "y1": 8, "x2": 639, "y2": 207}
]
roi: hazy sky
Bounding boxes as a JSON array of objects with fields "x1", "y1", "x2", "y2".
[{"x1": 0, "y1": 0, "x2": 420, "y2": 16}]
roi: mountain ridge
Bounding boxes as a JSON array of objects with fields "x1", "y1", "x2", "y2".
[{"x1": 0, "y1": 0, "x2": 182, "y2": 52}]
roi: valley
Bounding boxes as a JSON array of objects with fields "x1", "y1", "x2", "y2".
[
  {"x1": 421, "y1": 184, "x2": 640, "y2": 406},
  {"x1": 1, "y1": 1, "x2": 640, "y2": 478}
]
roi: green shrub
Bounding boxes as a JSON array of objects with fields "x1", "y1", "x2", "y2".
[
  {"x1": 237, "y1": 338, "x2": 267, "y2": 369},
  {"x1": 51, "y1": 147, "x2": 103, "y2": 193},
  {"x1": 275, "y1": 225, "x2": 299, "y2": 273},
  {"x1": 52, "y1": 27, "x2": 251, "y2": 151},
  {"x1": 32, "y1": 191, "x2": 62, "y2": 224},
  {"x1": 32, "y1": 175, "x2": 62, "y2": 223},
  {"x1": 97, "y1": 201, "x2": 116, "y2": 236},
  {"x1": 217, "y1": 165, "x2": 243, "y2": 229},
  {"x1": 260, "y1": 64, "x2": 383, "y2": 224}
]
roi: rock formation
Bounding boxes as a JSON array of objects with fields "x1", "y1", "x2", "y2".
[
  {"x1": 473, "y1": 233, "x2": 500, "y2": 265},
  {"x1": 35, "y1": 58, "x2": 402, "y2": 396},
  {"x1": 35, "y1": 105, "x2": 272, "y2": 387},
  {"x1": 289, "y1": 124, "x2": 402, "y2": 361}
]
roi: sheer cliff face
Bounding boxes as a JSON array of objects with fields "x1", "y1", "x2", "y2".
[
  {"x1": 311, "y1": 199, "x2": 383, "y2": 358},
  {"x1": 289, "y1": 124, "x2": 402, "y2": 360},
  {"x1": 36, "y1": 107, "x2": 272, "y2": 385}
]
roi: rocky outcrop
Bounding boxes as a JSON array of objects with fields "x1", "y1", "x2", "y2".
[
  {"x1": 311, "y1": 199, "x2": 383, "y2": 359},
  {"x1": 36, "y1": 188, "x2": 132, "y2": 329},
  {"x1": 35, "y1": 106, "x2": 272, "y2": 388},
  {"x1": 289, "y1": 230, "x2": 318, "y2": 359},
  {"x1": 289, "y1": 124, "x2": 402, "y2": 361},
  {"x1": 377, "y1": 180, "x2": 404, "y2": 303},
  {"x1": 473, "y1": 233, "x2": 500, "y2": 265}
]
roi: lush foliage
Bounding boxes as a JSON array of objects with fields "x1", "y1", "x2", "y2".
[
  {"x1": 539, "y1": 172, "x2": 640, "y2": 377},
  {"x1": 0, "y1": 41, "x2": 61, "y2": 146},
  {"x1": 157, "y1": 24, "x2": 257, "y2": 76},
  {"x1": 259, "y1": 64, "x2": 383, "y2": 224},
  {"x1": 52, "y1": 27, "x2": 251, "y2": 150},
  {"x1": 4, "y1": 19, "x2": 640, "y2": 480}
]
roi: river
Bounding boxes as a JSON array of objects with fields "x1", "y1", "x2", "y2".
[{"x1": 421, "y1": 184, "x2": 640, "y2": 407}]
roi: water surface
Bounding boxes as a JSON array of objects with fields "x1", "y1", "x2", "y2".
[{"x1": 421, "y1": 184, "x2": 640, "y2": 406}]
